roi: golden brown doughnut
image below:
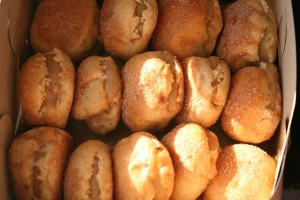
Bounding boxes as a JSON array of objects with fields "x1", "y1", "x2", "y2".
[
  {"x1": 176, "y1": 56, "x2": 231, "y2": 127},
  {"x1": 161, "y1": 123, "x2": 220, "y2": 200},
  {"x1": 221, "y1": 62, "x2": 282, "y2": 143},
  {"x1": 71, "y1": 56, "x2": 122, "y2": 135},
  {"x1": 8, "y1": 127, "x2": 73, "y2": 200},
  {"x1": 64, "y1": 140, "x2": 113, "y2": 200},
  {"x1": 19, "y1": 48, "x2": 75, "y2": 129},
  {"x1": 100, "y1": 0, "x2": 158, "y2": 60},
  {"x1": 31, "y1": 0, "x2": 99, "y2": 61},
  {"x1": 151, "y1": 0, "x2": 223, "y2": 60},
  {"x1": 113, "y1": 132, "x2": 174, "y2": 200},
  {"x1": 217, "y1": 0, "x2": 278, "y2": 72},
  {"x1": 121, "y1": 51, "x2": 184, "y2": 132},
  {"x1": 204, "y1": 144, "x2": 276, "y2": 200}
]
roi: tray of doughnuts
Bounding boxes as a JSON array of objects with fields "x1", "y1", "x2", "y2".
[{"x1": 4, "y1": 0, "x2": 297, "y2": 199}]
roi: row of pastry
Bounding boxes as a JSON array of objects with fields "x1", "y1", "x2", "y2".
[
  {"x1": 30, "y1": 0, "x2": 277, "y2": 72},
  {"x1": 9, "y1": 124, "x2": 276, "y2": 200},
  {"x1": 19, "y1": 48, "x2": 282, "y2": 144}
]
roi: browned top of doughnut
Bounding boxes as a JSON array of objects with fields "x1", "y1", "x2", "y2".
[{"x1": 31, "y1": 0, "x2": 99, "y2": 61}]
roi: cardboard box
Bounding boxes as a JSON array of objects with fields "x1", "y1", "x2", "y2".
[{"x1": 0, "y1": 0, "x2": 296, "y2": 199}]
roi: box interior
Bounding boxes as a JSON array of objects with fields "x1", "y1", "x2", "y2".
[{"x1": 0, "y1": 0, "x2": 297, "y2": 199}]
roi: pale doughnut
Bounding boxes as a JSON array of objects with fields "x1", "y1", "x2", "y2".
[
  {"x1": 121, "y1": 51, "x2": 184, "y2": 132},
  {"x1": 161, "y1": 123, "x2": 220, "y2": 200},
  {"x1": 113, "y1": 132, "x2": 174, "y2": 200},
  {"x1": 176, "y1": 56, "x2": 230, "y2": 127},
  {"x1": 72, "y1": 56, "x2": 122, "y2": 135},
  {"x1": 204, "y1": 144, "x2": 276, "y2": 200}
]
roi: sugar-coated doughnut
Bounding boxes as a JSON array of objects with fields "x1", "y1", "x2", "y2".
[
  {"x1": 221, "y1": 62, "x2": 282, "y2": 143},
  {"x1": 151, "y1": 0, "x2": 223, "y2": 60},
  {"x1": 176, "y1": 56, "x2": 230, "y2": 127},
  {"x1": 217, "y1": 0, "x2": 278, "y2": 72},
  {"x1": 72, "y1": 56, "x2": 122, "y2": 135},
  {"x1": 122, "y1": 51, "x2": 184, "y2": 132},
  {"x1": 161, "y1": 123, "x2": 220, "y2": 200},
  {"x1": 31, "y1": 0, "x2": 100, "y2": 61},
  {"x1": 113, "y1": 132, "x2": 174, "y2": 200},
  {"x1": 100, "y1": 0, "x2": 158, "y2": 60},
  {"x1": 8, "y1": 127, "x2": 73, "y2": 200},
  {"x1": 19, "y1": 48, "x2": 75, "y2": 129},
  {"x1": 64, "y1": 140, "x2": 113, "y2": 200},
  {"x1": 204, "y1": 144, "x2": 276, "y2": 200}
]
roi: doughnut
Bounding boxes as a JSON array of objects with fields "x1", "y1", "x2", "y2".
[
  {"x1": 64, "y1": 140, "x2": 113, "y2": 200},
  {"x1": 161, "y1": 123, "x2": 220, "y2": 200},
  {"x1": 216, "y1": 0, "x2": 278, "y2": 72},
  {"x1": 19, "y1": 48, "x2": 75, "y2": 129},
  {"x1": 204, "y1": 144, "x2": 276, "y2": 200},
  {"x1": 176, "y1": 56, "x2": 230, "y2": 127},
  {"x1": 113, "y1": 132, "x2": 174, "y2": 200},
  {"x1": 72, "y1": 56, "x2": 122, "y2": 135},
  {"x1": 31, "y1": 0, "x2": 99, "y2": 61},
  {"x1": 151, "y1": 0, "x2": 223, "y2": 60},
  {"x1": 221, "y1": 62, "x2": 282, "y2": 143},
  {"x1": 100, "y1": 0, "x2": 158, "y2": 60},
  {"x1": 8, "y1": 127, "x2": 73, "y2": 200},
  {"x1": 121, "y1": 51, "x2": 184, "y2": 132}
]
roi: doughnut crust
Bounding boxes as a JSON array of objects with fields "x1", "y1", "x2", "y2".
[
  {"x1": 64, "y1": 140, "x2": 113, "y2": 200},
  {"x1": 176, "y1": 56, "x2": 231, "y2": 127},
  {"x1": 31, "y1": 0, "x2": 99, "y2": 61},
  {"x1": 161, "y1": 123, "x2": 220, "y2": 200},
  {"x1": 19, "y1": 48, "x2": 75, "y2": 129},
  {"x1": 100, "y1": 0, "x2": 158, "y2": 60},
  {"x1": 221, "y1": 62, "x2": 282, "y2": 143},
  {"x1": 8, "y1": 127, "x2": 73, "y2": 200},
  {"x1": 217, "y1": 0, "x2": 278, "y2": 72},
  {"x1": 113, "y1": 132, "x2": 174, "y2": 200},
  {"x1": 121, "y1": 51, "x2": 184, "y2": 132},
  {"x1": 204, "y1": 144, "x2": 276, "y2": 200},
  {"x1": 72, "y1": 56, "x2": 122, "y2": 135},
  {"x1": 151, "y1": 0, "x2": 223, "y2": 60}
]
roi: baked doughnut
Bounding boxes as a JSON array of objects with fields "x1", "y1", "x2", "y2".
[
  {"x1": 203, "y1": 144, "x2": 276, "y2": 200},
  {"x1": 151, "y1": 0, "x2": 223, "y2": 60},
  {"x1": 19, "y1": 48, "x2": 75, "y2": 129},
  {"x1": 161, "y1": 123, "x2": 220, "y2": 200},
  {"x1": 217, "y1": 0, "x2": 278, "y2": 72},
  {"x1": 113, "y1": 132, "x2": 174, "y2": 200},
  {"x1": 71, "y1": 56, "x2": 122, "y2": 135},
  {"x1": 100, "y1": 0, "x2": 158, "y2": 60},
  {"x1": 221, "y1": 62, "x2": 282, "y2": 143},
  {"x1": 64, "y1": 140, "x2": 113, "y2": 200},
  {"x1": 31, "y1": 0, "x2": 99, "y2": 61},
  {"x1": 121, "y1": 51, "x2": 184, "y2": 132},
  {"x1": 8, "y1": 127, "x2": 73, "y2": 200},
  {"x1": 176, "y1": 56, "x2": 230, "y2": 127}
]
